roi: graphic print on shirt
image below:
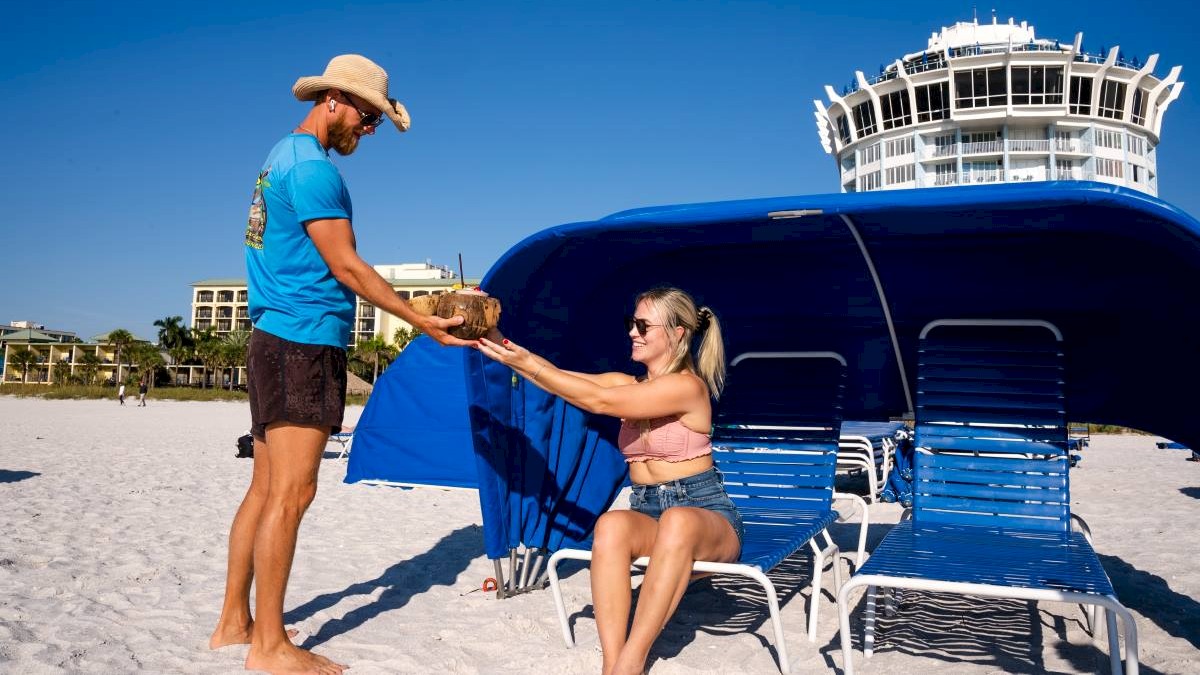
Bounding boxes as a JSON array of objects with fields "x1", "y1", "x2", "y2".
[{"x1": 245, "y1": 167, "x2": 271, "y2": 249}]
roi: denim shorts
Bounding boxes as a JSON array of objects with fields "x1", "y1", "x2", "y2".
[{"x1": 629, "y1": 467, "x2": 744, "y2": 551}]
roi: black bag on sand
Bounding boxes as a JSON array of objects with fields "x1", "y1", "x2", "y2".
[{"x1": 235, "y1": 433, "x2": 254, "y2": 459}]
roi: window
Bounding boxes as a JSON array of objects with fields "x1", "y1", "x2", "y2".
[
  {"x1": 880, "y1": 90, "x2": 912, "y2": 130},
  {"x1": 885, "y1": 136, "x2": 914, "y2": 157},
  {"x1": 932, "y1": 133, "x2": 956, "y2": 156},
  {"x1": 1131, "y1": 164, "x2": 1142, "y2": 183},
  {"x1": 217, "y1": 319, "x2": 232, "y2": 332},
  {"x1": 195, "y1": 319, "x2": 211, "y2": 330},
  {"x1": 1096, "y1": 158, "x2": 1124, "y2": 178},
  {"x1": 412, "y1": 290, "x2": 429, "y2": 297},
  {"x1": 196, "y1": 307, "x2": 212, "y2": 319},
  {"x1": 396, "y1": 290, "x2": 411, "y2": 300},
  {"x1": 954, "y1": 67, "x2": 1007, "y2": 109},
  {"x1": 840, "y1": 153, "x2": 856, "y2": 171},
  {"x1": 196, "y1": 291, "x2": 214, "y2": 303},
  {"x1": 853, "y1": 100, "x2": 878, "y2": 137},
  {"x1": 1055, "y1": 159, "x2": 1075, "y2": 179},
  {"x1": 357, "y1": 319, "x2": 374, "y2": 332},
  {"x1": 217, "y1": 306, "x2": 233, "y2": 318},
  {"x1": 1096, "y1": 129, "x2": 1121, "y2": 149},
  {"x1": 1011, "y1": 66, "x2": 1064, "y2": 105},
  {"x1": 1131, "y1": 88, "x2": 1148, "y2": 125},
  {"x1": 1127, "y1": 135, "x2": 1146, "y2": 156},
  {"x1": 861, "y1": 143, "x2": 881, "y2": 164},
  {"x1": 886, "y1": 164, "x2": 915, "y2": 184},
  {"x1": 217, "y1": 290, "x2": 234, "y2": 303},
  {"x1": 236, "y1": 290, "x2": 247, "y2": 302},
  {"x1": 359, "y1": 303, "x2": 375, "y2": 317},
  {"x1": 236, "y1": 319, "x2": 251, "y2": 330},
  {"x1": 1098, "y1": 79, "x2": 1127, "y2": 119},
  {"x1": 1069, "y1": 76, "x2": 1093, "y2": 115},
  {"x1": 915, "y1": 82, "x2": 950, "y2": 122},
  {"x1": 859, "y1": 171, "x2": 881, "y2": 191},
  {"x1": 236, "y1": 307, "x2": 248, "y2": 318},
  {"x1": 933, "y1": 162, "x2": 957, "y2": 186},
  {"x1": 834, "y1": 113, "x2": 851, "y2": 144}
]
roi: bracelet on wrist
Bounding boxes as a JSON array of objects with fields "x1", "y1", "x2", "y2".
[{"x1": 531, "y1": 363, "x2": 547, "y2": 381}]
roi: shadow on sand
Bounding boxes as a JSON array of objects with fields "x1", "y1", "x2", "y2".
[
  {"x1": 0, "y1": 469, "x2": 40, "y2": 484},
  {"x1": 285, "y1": 525, "x2": 483, "y2": 648}
]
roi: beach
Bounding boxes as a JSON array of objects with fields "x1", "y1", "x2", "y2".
[{"x1": 0, "y1": 396, "x2": 1197, "y2": 674}]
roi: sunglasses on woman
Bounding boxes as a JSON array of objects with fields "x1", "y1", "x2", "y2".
[{"x1": 624, "y1": 316, "x2": 663, "y2": 336}]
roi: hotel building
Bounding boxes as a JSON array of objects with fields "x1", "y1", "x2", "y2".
[
  {"x1": 190, "y1": 262, "x2": 480, "y2": 347},
  {"x1": 813, "y1": 16, "x2": 1183, "y2": 194}
]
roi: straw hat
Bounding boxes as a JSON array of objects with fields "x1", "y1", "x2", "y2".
[{"x1": 292, "y1": 54, "x2": 411, "y2": 132}]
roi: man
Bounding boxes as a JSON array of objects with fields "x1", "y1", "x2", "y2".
[
  {"x1": 117, "y1": 382, "x2": 126, "y2": 406},
  {"x1": 209, "y1": 54, "x2": 470, "y2": 674}
]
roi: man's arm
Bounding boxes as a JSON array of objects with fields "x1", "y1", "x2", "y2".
[{"x1": 306, "y1": 218, "x2": 472, "y2": 346}]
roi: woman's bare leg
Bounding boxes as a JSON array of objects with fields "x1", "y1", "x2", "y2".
[
  {"x1": 590, "y1": 510, "x2": 658, "y2": 675},
  {"x1": 613, "y1": 507, "x2": 739, "y2": 675}
]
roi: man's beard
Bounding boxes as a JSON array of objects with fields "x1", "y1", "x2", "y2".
[{"x1": 328, "y1": 118, "x2": 360, "y2": 156}]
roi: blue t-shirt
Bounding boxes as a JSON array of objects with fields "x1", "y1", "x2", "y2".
[{"x1": 244, "y1": 134, "x2": 355, "y2": 348}]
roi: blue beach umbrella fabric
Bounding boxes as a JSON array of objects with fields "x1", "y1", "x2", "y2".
[
  {"x1": 344, "y1": 336, "x2": 476, "y2": 489},
  {"x1": 467, "y1": 182, "x2": 1200, "y2": 557}
]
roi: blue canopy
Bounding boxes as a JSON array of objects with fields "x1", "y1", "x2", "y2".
[
  {"x1": 345, "y1": 335, "x2": 477, "y2": 489},
  {"x1": 467, "y1": 182, "x2": 1200, "y2": 559}
]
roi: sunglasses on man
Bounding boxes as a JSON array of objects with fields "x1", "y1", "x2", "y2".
[
  {"x1": 340, "y1": 93, "x2": 383, "y2": 128},
  {"x1": 625, "y1": 316, "x2": 664, "y2": 337}
]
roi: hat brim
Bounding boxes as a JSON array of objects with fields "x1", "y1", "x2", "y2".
[{"x1": 293, "y1": 76, "x2": 410, "y2": 132}]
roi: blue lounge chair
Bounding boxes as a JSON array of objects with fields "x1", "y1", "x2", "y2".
[
  {"x1": 836, "y1": 320, "x2": 1138, "y2": 674},
  {"x1": 546, "y1": 352, "x2": 868, "y2": 673}
]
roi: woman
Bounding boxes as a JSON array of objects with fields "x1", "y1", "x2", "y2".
[{"x1": 477, "y1": 286, "x2": 741, "y2": 675}]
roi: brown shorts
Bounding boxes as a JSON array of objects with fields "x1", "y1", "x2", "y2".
[{"x1": 247, "y1": 329, "x2": 347, "y2": 440}]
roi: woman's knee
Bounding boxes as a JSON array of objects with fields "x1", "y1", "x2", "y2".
[{"x1": 653, "y1": 508, "x2": 705, "y2": 549}]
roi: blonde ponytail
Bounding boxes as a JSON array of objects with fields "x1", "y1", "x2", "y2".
[{"x1": 635, "y1": 288, "x2": 727, "y2": 399}]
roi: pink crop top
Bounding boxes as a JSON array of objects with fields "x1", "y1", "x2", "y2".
[{"x1": 618, "y1": 416, "x2": 712, "y2": 463}]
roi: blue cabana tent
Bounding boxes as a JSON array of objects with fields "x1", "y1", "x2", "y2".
[
  {"x1": 345, "y1": 335, "x2": 477, "y2": 488},
  {"x1": 467, "y1": 182, "x2": 1200, "y2": 562}
]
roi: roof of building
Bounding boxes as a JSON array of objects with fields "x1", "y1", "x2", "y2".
[{"x1": 0, "y1": 328, "x2": 59, "y2": 343}]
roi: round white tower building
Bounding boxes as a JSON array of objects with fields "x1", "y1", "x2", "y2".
[{"x1": 813, "y1": 16, "x2": 1184, "y2": 195}]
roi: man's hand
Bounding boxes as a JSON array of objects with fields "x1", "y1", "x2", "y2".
[{"x1": 419, "y1": 314, "x2": 475, "y2": 347}]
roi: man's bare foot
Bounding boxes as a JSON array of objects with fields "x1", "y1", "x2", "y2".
[
  {"x1": 209, "y1": 622, "x2": 299, "y2": 649},
  {"x1": 245, "y1": 643, "x2": 347, "y2": 674}
]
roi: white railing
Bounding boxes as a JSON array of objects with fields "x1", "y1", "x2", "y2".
[
  {"x1": 961, "y1": 140, "x2": 1004, "y2": 154},
  {"x1": 1054, "y1": 139, "x2": 1092, "y2": 154},
  {"x1": 1007, "y1": 139, "x2": 1051, "y2": 152},
  {"x1": 1051, "y1": 169, "x2": 1096, "y2": 181},
  {"x1": 929, "y1": 170, "x2": 1005, "y2": 186},
  {"x1": 930, "y1": 144, "x2": 958, "y2": 158}
]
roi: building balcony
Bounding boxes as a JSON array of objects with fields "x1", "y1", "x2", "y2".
[
  {"x1": 1054, "y1": 139, "x2": 1093, "y2": 154},
  {"x1": 1007, "y1": 139, "x2": 1051, "y2": 152},
  {"x1": 961, "y1": 140, "x2": 1004, "y2": 155}
]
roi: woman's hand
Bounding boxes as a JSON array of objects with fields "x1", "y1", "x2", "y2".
[{"x1": 477, "y1": 336, "x2": 537, "y2": 374}]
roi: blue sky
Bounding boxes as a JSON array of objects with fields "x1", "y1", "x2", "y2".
[{"x1": 2, "y1": 0, "x2": 1197, "y2": 341}]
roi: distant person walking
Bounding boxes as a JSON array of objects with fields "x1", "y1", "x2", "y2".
[
  {"x1": 208, "y1": 54, "x2": 471, "y2": 675},
  {"x1": 117, "y1": 383, "x2": 125, "y2": 406},
  {"x1": 138, "y1": 379, "x2": 148, "y2": 407}
]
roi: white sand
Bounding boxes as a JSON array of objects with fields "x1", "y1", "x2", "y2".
[{"x1": 0, "y1": 396, "x2": 1197, "y2": 674}]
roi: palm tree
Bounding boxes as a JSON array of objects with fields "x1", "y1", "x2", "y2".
[
  {"x1": 105, "y1": 329, "x2": 135, "y2": 387},
  {"x1": 77, "y1": 352, "x2": 102, "y2": 385},
  {"x1": 192, "y1": 328, "x2": 220, "y2": 389},
  {"x1": 221, "y1": 330, "x2": 252, "y2": 390},
  {"x1": 353, "y1": 337, "x2": 397, "y2": 383},
  {"x1": 8, "y1": 348, "x2": 37, "y2": 383},
  {"x1": 393, "y1": 326, "x2": 422, "y2": 351},
  {"x1": 129, "y1": 343, "x2": 165, "y2": 387},
  {"x1": 154, "y1": 316, "x2": 190, "y2": 383}
]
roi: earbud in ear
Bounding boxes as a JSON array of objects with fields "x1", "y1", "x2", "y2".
[{"x1": 329, "y1": 100, "x2": 336, "y2": 112}]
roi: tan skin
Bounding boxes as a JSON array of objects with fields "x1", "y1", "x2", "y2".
[
  {"x1": 210, "y1": 90, "x2": 471, "y2": 675},
  {"x1": 477, "y1": 299, "x2": 740, "y2": 675}
]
